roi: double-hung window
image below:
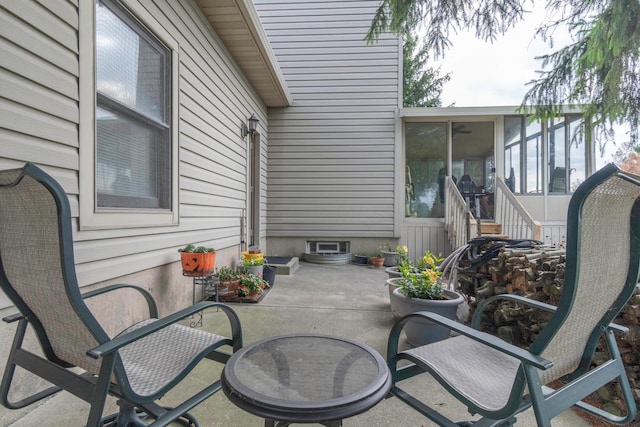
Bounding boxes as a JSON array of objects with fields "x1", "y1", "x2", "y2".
[
  {"x1": 96, "y1": 0, "x2": 170, "y2": 209},
  {"x1": 80, "y1": 0, "x2": 178, "y2": 229}
]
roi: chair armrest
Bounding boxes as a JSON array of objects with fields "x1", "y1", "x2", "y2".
[
  {"x1": 390, "y1": 311, "x2": 553, "y2": 370},
  {"x1": 82, "y1": 284, "x2": 158, "y2": 318},
  {"x1": 87, "y1": 301, "x2": 242, "y2": 359},
  {"x1": 606, "y1": 322, "x2": 628, "y2": 334},
  {"x1": 471, "y1": 293, "x2": 558, "y2": 329},
  {"x1": 2, "y1": 312, "x2": 24, "y2": 323},
  {"x1": 471, "y1": 293, "x2": 628, "y2": 334}
]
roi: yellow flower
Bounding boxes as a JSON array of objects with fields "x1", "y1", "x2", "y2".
[
  {"x1": 423, "y1": 255, "x2": 435, "y2": 268},
  {"x1": 422, "y1": 269, "x2": 440, "y2": 283}
]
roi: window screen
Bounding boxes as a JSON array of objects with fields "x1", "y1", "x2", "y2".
[{"x1": 95, "y1": 0, "x2": 171, "y2": 209}]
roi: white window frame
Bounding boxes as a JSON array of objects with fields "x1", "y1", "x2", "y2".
[{"x1": 79, "y1": 0, "x2": 179, "y2": 230}]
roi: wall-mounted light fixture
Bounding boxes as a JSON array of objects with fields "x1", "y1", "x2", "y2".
[{"x1": 241, "y1": 114, "x2": 259, "y2": 138}]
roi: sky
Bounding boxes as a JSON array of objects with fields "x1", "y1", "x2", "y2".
[
  {"x1": 428, "y1": 5, "x2": 620, "y2": 165},
  {"x1": 431, "y1": 4, "x2": 569, "y2": 107}
]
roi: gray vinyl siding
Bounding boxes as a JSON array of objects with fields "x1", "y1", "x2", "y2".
[
  {"x1": 255, "y1": 0, "x2": 400, "y2": 238},
  {"x1": 0, "y1": 0, "x2": 79, "y2": 180},
  {"x1": 0, "y1": 0, "x2": 264, "y2": 305},
  {"x1": 0, "y1": 0, "x2": 79, "y2": 309}
]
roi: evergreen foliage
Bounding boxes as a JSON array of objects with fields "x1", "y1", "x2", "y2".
[
  {"x1": 366, "y1": 0, "x2": 640, "y2": 145},
  {"x1": 403, "y1": 33, "x2": 451, "y2": 107}
]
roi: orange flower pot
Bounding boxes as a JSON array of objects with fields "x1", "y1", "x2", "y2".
[
  {"x1": 371, "y1": 257, "x2": 385, "y2": 268},
  {"x1": 181, "y1": 252, "x2": 216, "y2": 274}
]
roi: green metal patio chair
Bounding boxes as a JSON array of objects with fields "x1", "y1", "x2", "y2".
[
  {"x1": 387, "y1": 163, "x2": 640, "y2": 426},
  {"x1": 0, "y1": 163, "x2": 243, "y2": 426}
]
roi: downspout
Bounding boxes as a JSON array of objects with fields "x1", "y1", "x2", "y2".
[
  {"x1": 240, "y1": 209, "x2": 247, "y2": 253},
  {"x1": 393, "y1": 34, "x2": 403, "y2": 239},
  {"x1": 394, "y1": 107, "x2": 403, "y2": 238}
]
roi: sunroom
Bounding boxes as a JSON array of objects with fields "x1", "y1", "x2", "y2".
[{"x1": 398, "y1": 106, "x2": 611, "y2": 257}]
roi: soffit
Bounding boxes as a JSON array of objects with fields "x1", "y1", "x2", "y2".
[
  {"x1": 399, "y1": 105, "x2": 583, "y2": 118},
  {"x1": 196, "y1": 0, "x2": 292, "y2": 107}
]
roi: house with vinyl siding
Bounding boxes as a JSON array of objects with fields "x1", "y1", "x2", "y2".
[
  {"x1": 0, "y1": 0, "x2": 609, "y2": 409},
  {"x1": 253, "y1": 1, "x2": 605, "y2": 259},
  {"x1": 1, "y1": 0, "x2": 403, "y2": 310},
  {"x1": 0, "y1": 0, "x2": 400, "y2": 403},
  {"x1": 253, "y1": 0, "x2": 402, "y2": 257}
]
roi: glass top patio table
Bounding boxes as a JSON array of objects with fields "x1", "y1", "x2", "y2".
[{"x1": 221, "y1": 334, "x2": 391, "y2": 425}]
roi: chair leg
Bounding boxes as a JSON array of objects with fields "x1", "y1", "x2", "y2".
[
  {"x1": 522, "y1": 365, "x2": 553, "y2": 427},
  {"x1": 1, "y1": 318, "x2": 61, "y2": 409},
  {"x1": 467, "y1": 417, "x2": 517, "y2": 426},
  {"x1": 101, "y1": 401, "x2": 149, "y2": 427},
  {"x1": 86, "y1": 354, "x2": 117, "y2": 427},
  {"x1": 100, "y1": 400, "x2": 199, "y2": 427},
  {"x1": 553, "y1": 330, "x2": 637, "y2": 424}
]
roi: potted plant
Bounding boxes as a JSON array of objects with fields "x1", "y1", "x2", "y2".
[
  {"x1": 240, "y1": 256, "x2": 265, "y2": 276},
  {"x1": 236, "y1": 273, "x2": 269, "y2": 300},
  {"x1": 386, "y1": 248, "x2": 422, "y2": 318},
  {"x1": 353, "y1": 253, "x2": 370, "y2": 265},
  {"x1": 371, "y1": 247, "x2": 385, "y2": 269},
  {"x1": 379, "y1": 243, "x2": 400, "y2": 267},
  {"x1": 241, "y1": 248, "x2": 264, "y2": 263},
  {"x1": 215, "y1": 266, "x2": 240, "y2": 293},
  {"x1": 385, "y1": 245, "x2": 409, "y2": 278},
  {"x1": 262, "y1": 264, "x2": 277, "y2": 287},
  {"x1": 178, "y1": 244, "x2": 216, "y2": 275},
  {"x1": 389, "y1": 250, "x2": 464, "y2": 346}
]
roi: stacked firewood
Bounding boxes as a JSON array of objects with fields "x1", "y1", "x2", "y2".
[
  {"x1": 616, "y1": 290, "x2": 640, "y2": 415},
  {"x1": 455, "y1": 244, "x2": 640, "y2": 416},
  {"x1": 457, "y1": 246, "x2": 565, "y2": 343}
]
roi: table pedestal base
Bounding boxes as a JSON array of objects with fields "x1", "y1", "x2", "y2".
[{"x1": 267, "y1": 420, "x2": 341, "y2": 427}]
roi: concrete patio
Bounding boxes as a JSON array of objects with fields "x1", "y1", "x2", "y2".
[{"x1": 2, "y1": 261, "x2": 590, "y2": 426}]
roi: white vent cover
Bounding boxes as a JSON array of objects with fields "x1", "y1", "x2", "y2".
[{"x1": 307, "y1": 241, "x2": 349, "y2": 254}]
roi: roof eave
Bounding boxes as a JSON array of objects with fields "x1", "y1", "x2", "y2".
[
  {"x1": 400, "y1": 105, "x2": 584, "y2": 118},
  {"x1": 196, "y1": 0, "x2": 292, "y2": 108}
]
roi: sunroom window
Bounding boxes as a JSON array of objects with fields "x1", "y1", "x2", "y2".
[
  {"x1": 504, "y1": 115, "x2": 586, "y2": 195},
  {"x1": 404, "y1": 122, "x2": 447, "y2": 218},
  {"x1": 95, "y1": 0, "x2": 171, "y2": 210}
]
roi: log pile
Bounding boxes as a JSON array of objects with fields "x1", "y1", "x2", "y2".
[{"x1": 455, "y1": 244, "x2": 640, "y2": 416}]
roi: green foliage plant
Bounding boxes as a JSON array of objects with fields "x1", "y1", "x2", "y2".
[
  {"x1": 396, "y1": 245, "x2": 410, "y2": 264},
  {"x1": 236, "y1": 273, "x2": 269, "y2": 297},
  {"x1": 397, "y1": 250, "x2": 446, "y2": 300},
  {"x1": 178, "y1": 244, "x2": 215, "y2": 253},
  {"x1": 417, "y1": 250, "x2": 444, "y2": 270},
  {"x1": 241, "y1": 257, "x2": 265, "y2": 267},
  {"x1": 215, "y1": 266, "x2": 238, "y2": 282}
]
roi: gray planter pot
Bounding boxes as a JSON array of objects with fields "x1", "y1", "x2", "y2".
[
  {"x1": 391, "y1": 288, "x2": 464, "y2": 347},
  {"x1": 386, "y1": 277, "x2": 403, "y2": 320},
  {"x1": 380, "y1": 250, "x2": 399, "y2": 267},
  {"x1": 385, "y1": 266, "x2": 401, "y2": 279},
  {"x1": 242, "y1": 265, "x2": 264, "y2": 276}
]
